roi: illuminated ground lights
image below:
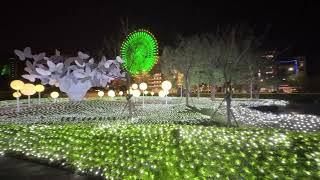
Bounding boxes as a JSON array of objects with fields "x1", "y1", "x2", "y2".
[
  {"x1": 0, "y1": 125, "x2": 319, "y2": 179},
  {"x1": 0, "y1": 97, "x2": 320, "y2": 178}
]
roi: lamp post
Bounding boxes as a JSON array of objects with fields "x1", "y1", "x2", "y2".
[
  {"x1": 10, "y1": 80, "x2": 24, "y2": 112},
  {"x1": 13, "y1": 92, "x2": 21, "y2": 112},
  {"x1": 20, "y1": 83, "x2": 36, "y2": 107},
  {"x1": 161, "y1": 81, "x2": 172, "y2": 105},
  {"x1": 35, "y1": 84, "x2": 45, "y2": 104},
  {"x1": 50, "y1": 91, "x2": 59, "y2": 103},
  {"x1": 139, "y1": 82, "x2": 147, "y2": 108}
]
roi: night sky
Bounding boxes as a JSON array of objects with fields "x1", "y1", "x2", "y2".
[{"x1": 1, "y1": 1, "x2": 319, "y2": 74}]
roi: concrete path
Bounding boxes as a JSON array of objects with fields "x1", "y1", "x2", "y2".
[{"x1": 0, "y1": 156, "x2": 103, "y2": 180}]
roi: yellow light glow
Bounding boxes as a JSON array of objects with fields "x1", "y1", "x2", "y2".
[
  {"x1": 161, "y1": 81, "x2": 172, "y2": 91},
  {"x1": 132, "y1": 84, "x2": 138, "y2": 90},
  {"x1": 20, "y1": 83, "x2": 36, "y2": 96},
  {"x1": 50, "y1": 91, "x2": 59, "y2": 99},
  {"x1": 119, "y1": 91, "x2": 124, "y2": 96},
  {"x1": 10, "y1": 80, "x2": 24, "y2": 90},
  {"x1": 35, "y1": 84, "x2": 45, "y2": 92},
  {"x1": 98, "y1": 91, "x2": 104, "y2": 97},
  {"x1": 107, "y1": 90, "x2": 115, "y2": 97},
  {"x1": 139, "y1": 83, "x2": 148, "y2": 91},
  {"x1": 13, "y1": 92, "x2": 21, "y2": 98}
]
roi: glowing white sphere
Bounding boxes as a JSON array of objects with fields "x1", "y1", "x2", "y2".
[
  {"x1": 13, "y1": 92, "x2": 21, "y2": 98},
  {"x1": 144, "y1": 91, "x2": 148, "y2": 95},
  {"x1": 50, "y1": 91, "x2": 59, "y2": 99},
  {"x1": 20, "y1": 83, "x2": 36, "y2": 96},
  {"x1": 10, "y1": 80, "x2": 24, "y2": 90},
  {"x1": 119, "y1": 91, "x2": 124, "y2": 96},
  {"x1": 35, "y1": 84, "x2": 45, "y2": 92},
  {"x1": 150, "y1": 91, "x2": 155, "y2": 96},
  {"x1": 98, "y1": 91, "x2": 104, "y2": 97},
  {"x1": 139, "y1": 83, "x2": 148, "y2": 91},
  {"x1": 132, "y1": 90, "x2": 141, "y2": 97},
  {"x1": 132, "y1": 83, "x2": 138, "y2": 90},
  {"x1": 108, "y1": 90, "x2": 115, "y2": 97},
  {"x1": 158, "y1": 90, "x2": 166, "y2": 97},
  {"x1": 161, "y1": 81, "x2": 172, "y2": 91}
]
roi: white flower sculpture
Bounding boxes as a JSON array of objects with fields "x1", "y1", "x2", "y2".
[{"x1": 14, "y1": 47, "x2": 125, "y2": 101}]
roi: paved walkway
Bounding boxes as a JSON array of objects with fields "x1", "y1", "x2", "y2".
[{"x1": 0, "y1": 156, "x2": 103, "y2": 180}]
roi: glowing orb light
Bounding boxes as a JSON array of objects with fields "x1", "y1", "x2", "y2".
[
  {"x1": 107, "y1": 90, "x2": 115, "y2": 97},
  {"x1": 34, "y1": 84, "x2": 45, "y2": 92},
  {"x1": 158, "y1": 90, "x2": 166, "y2": 97},
  {"x1": 10, "y1": 80, "x2": 24, "y2": 90},
  {"x1": 144, "y1": 91, "x2": 148, "y2": 95},
  {"x1": 13, "y1": 92, "x2": 21, "y2": 98},
  {"x1": 132, "y1": 90, "x2": 141, "y2": 97},
  {"x1": 139, "y1": 82, "x2": 148, "y2": 91},
  {"x1": 20, "y1": 83, "x2": 36, "y2": 96},
  {"x1": 119, "y1": 91, "x2": 124, "y2": 96},
  {"x1": 132, "y1": 84, "x2": 138, "y2": 90},
  {"x1": 161, "y1": 81, "x2": 172, "y2": 91},
  {"x1": 120, "y1": 29, "x2": 158, "y2": 75},
  {"x1": 150, "y1": 91, "x2": 155, "y2": 96},
  {"x1": 50, "y1": 91, "x2": 59, "y2": 99},
  {"x1": 98, "y1": 91, "x2": 104, "y2": 97}
]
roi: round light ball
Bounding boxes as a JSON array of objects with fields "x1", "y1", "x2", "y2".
[
  {"x1": 144, "y1": 90, "x2": 148, "y2": 95},
  {"x1": 35, "y1": 84, "x2": 45, "y2": 92},
  {"x1": 10, "y1": 80, "x2": 24, "y2": 90},
  {"x1": 107, "y1": 90, "x2": 115, "y2": 97},
  {"x1": 150, "y1": 92, "x2": 155, "y2": 96},
  {"x1": 119, "y1": 91, "x2": 124, "y2": 96},
  {"x1": 132, "y1": 89, "x2": 141, "y2": 97},
  {"x1": 139, "y1": 83, "x2": 148, "y2": 91},
  {"x1": 50, "y1": 91, "x2": 59, "y2": 99},
  {"x1": 161, "y1": 81, "x2": 172, "y2": 91},
  {"x1": 13, "y1": 92, "x2": 21, "y2": 98},
  {"x1": 158, "y1": 90, "x2": 166, "y2": 97},
  {"x1": 20, "y1": 83, "x2": 36, "y2": 96},
  {"x1": 132, "y1": 83, "x2": 138, "y2": 90},
  {"x1": 98, "y1": 91, "x2": 104, "y2": 97}
]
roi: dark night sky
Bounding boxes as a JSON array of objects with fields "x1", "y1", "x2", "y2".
[{"x1": 0, "y1": 1, "x2": 319, "y2": 74}]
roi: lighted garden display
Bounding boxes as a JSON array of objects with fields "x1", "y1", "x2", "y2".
[
  {"x1": 14, "y1": 47, "x2": 125, "y2": 101},
  {"x1": 1, "y1": 13, "x2": 320, "y2": 179}
]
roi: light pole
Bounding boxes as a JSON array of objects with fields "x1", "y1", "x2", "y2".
[
  {"x1": 35, "y1": 84, "x2": 45, "y2": 104},
  {"x1": 10, "y1": 80, "x2": 24, "y2": 112},
  {"x1": 161, "y1": 81, "x2": 172, "y2": 105},
  {"x1": 139, "y1": 83, "x2": 147, "y2": 108}
]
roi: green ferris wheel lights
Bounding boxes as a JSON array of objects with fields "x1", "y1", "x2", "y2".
[{"x1": 120, "y1": 29, "x2": 158, "y2": 75}]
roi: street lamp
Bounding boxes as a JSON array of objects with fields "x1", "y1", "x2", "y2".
[
  {"x1": 10, "y1": 80, "x2": 24, "y2": 112},
  {"x1": 50, "y1": 91, "x2": 59, "y2": 103},
  {"x1": 20, "y1": 83, "x2": 36, "y2": 107},
  {"x1": 139, "y1": 82, "x2": 148, "y2": 108},
  {"x1": 35, "y1": 84, "x2": 45, "y2": 104},
  {"x1": 161, "y1": 81, "x2": 172, "y2": 104}
]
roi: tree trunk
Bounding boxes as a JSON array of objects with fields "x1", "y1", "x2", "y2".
[
  {"x1": 185, "y1": 73, "x2": 190, "y2": 106},
  {"x1": 125, "y1": 72, "x2": 133, "y2": 118},
  {"x1": 197, "y1": 84, "x2": 200, "y2": 99},
  {"x1": 211, "y1": 82, "x2": 216, "y2": 101},
  {"x1": 225, "y1": 82, "x2": 232, "y2": 127},
  {"x1": 250, "y1": 79, "x2": 253, "y2": 99}
]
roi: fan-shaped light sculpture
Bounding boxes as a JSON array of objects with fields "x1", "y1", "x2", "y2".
[
  {"x1": 35, "y1": 84, "x2": 45, "y2": 104},
  {"x1": 21, "y1": 83, "x2": 36, "y2": 107},
  {"x1": 120, "y1": 29, "x2": 158, "y2": 75}
]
